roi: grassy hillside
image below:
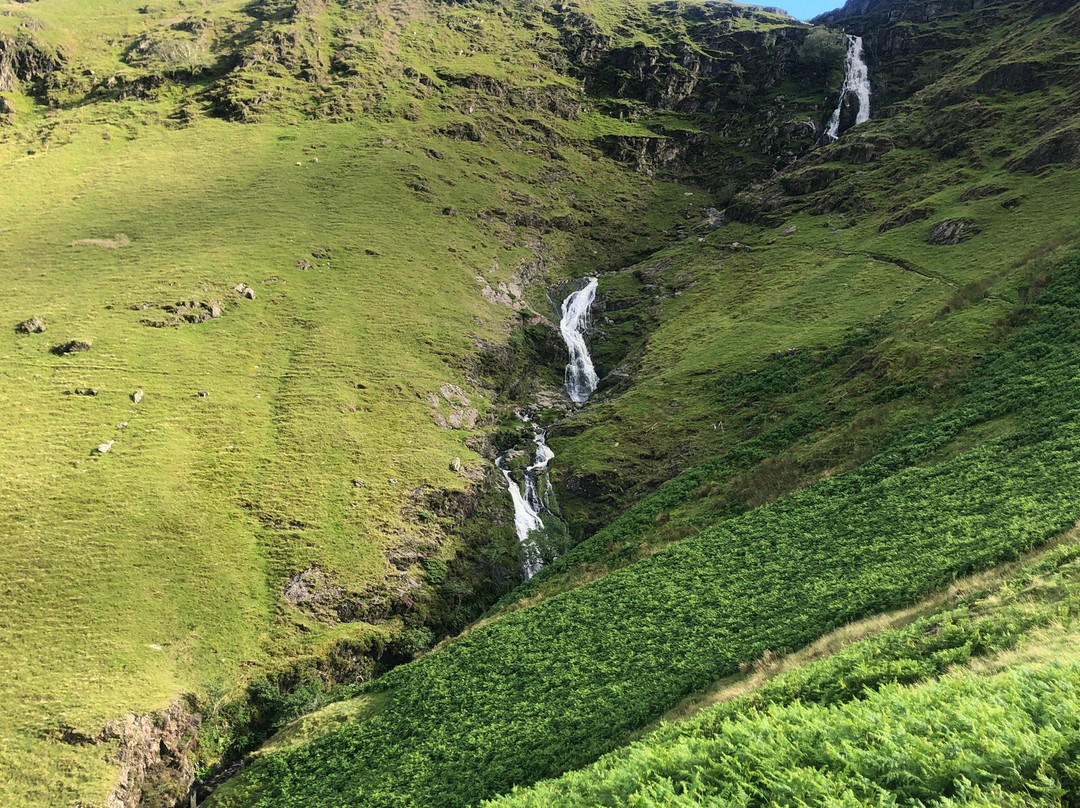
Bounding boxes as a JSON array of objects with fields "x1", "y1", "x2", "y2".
[
  {"x1": 2, "y1": 0, "x2": 1079, "y2": 804},
  {"x1": 210, "y1": 248, "x2": 1080, "y2": 807},
  {"x1": 521, "y1": 0, "x2": 1080, "y2": 586},
  {"x1": 0, "y1": 18, "x2": 716, "y2": 806},
  {"x1": 485, "y1": 527, "x2": 1080, "y2": 806}
]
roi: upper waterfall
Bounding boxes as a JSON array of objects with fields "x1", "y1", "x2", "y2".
[
  {"x1": 824, "y1": 34, "x2": 871, "y2": 142},
  {"x1": 560, "y1": 278, "x2": 600, "y2": 404}
]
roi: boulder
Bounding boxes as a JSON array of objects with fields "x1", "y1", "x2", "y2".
[
  {"x1": 959, "y1": 184, "x2": 1007, "y2": 202},
  {"x1": 449, "y1": 457, "x2": 463, "y2": 472},
  {"x1": 878, "y1": 206, "x2": 934, "y2": 233},
  {"x1": 703, "y1": 207, "x2": 727, "y2": 228},
  {"x1": 132, "y1": 389, "x2": 144, "y2": 404},
  {"x1": 52, "y1": 339, "x2": 92, "y2": 355},
  {"x1": 15, "y1": 316, "x2": 45, "y2": 334},
  {"x1": 926, "y1": 218, "x2": 980, "y2": 245},
  {"x1": 97, "y1": 440, "x2": 114, "y2": 454}
]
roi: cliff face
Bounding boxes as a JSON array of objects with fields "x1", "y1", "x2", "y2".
[{"x1": 813, "y1": 0, "x2": 1078, "y2": 108}]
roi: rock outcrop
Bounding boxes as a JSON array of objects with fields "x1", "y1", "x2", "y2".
[{"x1": 99, "y1": 699, "x2": 201, "y2": 808}]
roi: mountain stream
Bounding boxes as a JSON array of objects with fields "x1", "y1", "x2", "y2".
[
  {"x1": 825, "y1": 34, "x2": 871, "y2": 141},
  {"x1": 495, "y1": 278, "x2": 600, "y2": 578}
]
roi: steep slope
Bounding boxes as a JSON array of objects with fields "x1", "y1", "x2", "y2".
[
  {"x1": 211, "y1": 247, "x2": 1080, "y2": 807},
  {"x1": 0, "y1": 0, "x2": 841, "y2": 804},
  {"x1": 3, "y1": 0, "x2": 1079, "y2": 805},
  {"x1": 486, "y1": 530, "x2": 1080, "y2": 807},
  {"x1": 208, "y1": 0, "x2": 1080, "y2": 805}
]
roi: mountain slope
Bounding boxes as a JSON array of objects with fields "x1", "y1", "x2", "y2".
[{"x1": 2, "y1": 0, "x2": 1079, "y2": 805}]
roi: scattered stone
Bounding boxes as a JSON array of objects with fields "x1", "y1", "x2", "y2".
[
  {"x1": 15, "y1": 317, "x2": 45, "y2": 334},
  {"x1": 439, "y1": 383, "x2": 471, "y2": 407},
  {"x1": 197, "y1": 390, "x2": 209, "y2": 398},
  {"x1": 446, "y1": 408, "x2": 479, "y2": 430},
  {"x1": 97, "y1": 440, "x2": 114, "y2": 454},
  {"x1": 780, "y1": 224, "x2": 797, "y2": 236},
  {"x1": 353, "y1": 478, "x2": 364, "y2": 488},
  {"x1": 389, "y1": 478, "x2": 398, "y2": 484},
  {"x1": 927, "y1": 218, "x2": 981, "y2": 245},
  {"x1": 52, "y1": 339, "x2": 92, "y2": 355},
  {"x1": 233, "y1": 283, "x2": 256, "y2": 299},
  {"x1": 208, "y1": 301, "x2": 223, "y2": 318},
  {"x1": 959, "y1": 184, "x2": 1007, "y2": 202},
  {"x1": 147, "y1": 644, "x2": 162, "y2": 651},
  {"x1": 297, "y1": 259, "x2": 312, "y2": 270},
  {"x1": 132, "y1": 389, "x2": 143, "y2": 404},
  {"x1": 703, "y1": 207, "x2": 727, "y2": 228},
  {"x1": 311, "y1": 157, "x2": 319, "y2": 163},
  {"x1": 117, "y1": 422, "x2": 128, "y2": 429},
  {"x1": 74, "y1": 388, "x2": 98, "y2": 396},
  {"x1": 878, "y1": 207, "x2": 934, "y2": 233},
  {"x1": 449, "y1": 457, "x2": 463, "y2": 472},
  {"x1": 283, "y1": 567, "x2": 342, "y2": 604},
  {"x1": 243, "y1": 286, "x2": 256, "y2": 300},
  {"x1": 441, "y1": 206, "x2": 457, "y2": 217}
]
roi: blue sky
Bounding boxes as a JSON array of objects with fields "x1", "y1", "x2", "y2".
[{"x1": 771, "y1": 0, "x2": 842, "y2": 20}]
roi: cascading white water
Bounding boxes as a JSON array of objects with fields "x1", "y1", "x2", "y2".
[
  {"x1": 495, "y1": 423, "x2": 553, "y2": 579},
  {"x1": 498, "y1": 278, "x2": 600, "y2": 578},
  {"x1": 560, "y1": 278, "x2": 600, "y2": 404},
  {"x1": 824, "y1": 34, "x2": 871, "y2": 142}
]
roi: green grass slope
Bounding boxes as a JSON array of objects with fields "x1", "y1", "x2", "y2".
[
  {"x1": 2, "y1": 0, "x2": 1079, "y2": 804},
  {"x1": 0, "y1": 0, "x2": 846, "y2": 799},
  {"x1": 487, "y1": 532, "x2": 1080, "y2": 807},
  {"x1": 0, "y1": 76, "x2": 693, "y2": 808},
  {"x1": 518, "y1": 0, "x2": 1080, "y2": 593},
  {"x1": 210, "y1": 249, "x2": 1080, "y2": 807}
]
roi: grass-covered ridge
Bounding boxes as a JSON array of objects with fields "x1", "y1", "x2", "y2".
[{"x1": 211, "y1": 252, "x2": 1080, "y2": 807}]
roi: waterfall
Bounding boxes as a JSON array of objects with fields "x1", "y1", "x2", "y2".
[
  {"x1": 824, "y1": 34, "x2": 871, "y2": 142},
  {"x1": 560, "y1": 278, "x2": 600, "y2": 404},
  {"x1": 495, "y1": 423, "x2": 554, "y2": 579},
  {"x1": 497, "y1": 277, "x2": 600, "y2": 578}
]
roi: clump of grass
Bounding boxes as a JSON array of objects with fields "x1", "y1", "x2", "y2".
[{"x1": 70, "y1": 233, "x2": 131, "y2": 248}]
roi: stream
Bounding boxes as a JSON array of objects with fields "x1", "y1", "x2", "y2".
[
  {"x1": 824, "y1": 34, "x2": 871, "y2": 142},
  {"x1": 495, "y1": 278, "x2": 600, "y2": 578}
]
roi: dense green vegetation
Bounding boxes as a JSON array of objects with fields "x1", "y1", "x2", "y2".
[
  {"x1": 491, "y1": 665, "x2": 1080, "y2": 807},
  {"x1": 488, "y1": 537, "x2": 1080, "y2": 806},
  {"x1": 0, "y1": 0, "x2": 840, "y2": 798},
  {"x1": 212, "y1": 254, "x2": 1080, "y2": 807},
  {"x1": 2, "y1": 0, "x2": 1079, "y2": 803}
]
